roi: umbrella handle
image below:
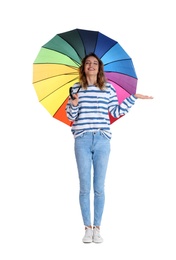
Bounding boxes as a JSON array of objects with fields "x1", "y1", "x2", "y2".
[
  {"x1": 69, "y1": 86, "x2": 81, "y2": 100},
  {"x1": 69, "y1": 87, "x2": 76, "y2": 100}
]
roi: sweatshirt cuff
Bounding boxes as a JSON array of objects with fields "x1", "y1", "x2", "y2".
[
  {"x1": 70, "y1": 104, "x2": 79, "y2": 109},
  {"x1": 132, "y1": 94, "x2": 138, "y2": 100}
]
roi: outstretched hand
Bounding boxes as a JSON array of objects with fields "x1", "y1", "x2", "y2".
[{"x1": 134, "y1": 94, "x2": 154, "y2": 99}]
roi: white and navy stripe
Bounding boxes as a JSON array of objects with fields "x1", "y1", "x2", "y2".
[{"x1": 66, "y1": 82, "x2": 137, "y2": 139}]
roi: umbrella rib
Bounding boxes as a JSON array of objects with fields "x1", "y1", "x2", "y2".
[
  {"x1": 34, "y1": 73, "x2": 78, "y2": 84},
  {"x1": 98, "y1": 42, "x2": 117, "y2": 59},
  {"x1": 93, "y1": 32, "x2": 99, "y2": 54},
  {"x1": 75, "y1": 30, "x2": 86, "y2": 58},
  {"x1": 39, "y1": 76, "x2": 78, "y2": 102},
  {"x1": 104, "y1": 58, "x2": 132, "y2": 66},
  {"x1": 106, "y1": 71, "x2": 137, "y2": 79},
  {"x1": 43, "y1": 47, "x2": 81, "y2": 66}
]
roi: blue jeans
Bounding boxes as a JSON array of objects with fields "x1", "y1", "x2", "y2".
[{"x1": 74, "y1": 131, "x2": 110, "y2": 227}]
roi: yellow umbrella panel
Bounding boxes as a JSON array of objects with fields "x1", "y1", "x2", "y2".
[{"x1": 33, "y1": 63, "x2": 79, "y2": 125}]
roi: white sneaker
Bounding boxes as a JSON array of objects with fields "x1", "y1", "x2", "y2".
[
  {"x1": 82, "y1": 227, "x2": 93, "y2": 243},
  {"x1": 93, "y1": 227, "x2": 103, "y2": 243}
]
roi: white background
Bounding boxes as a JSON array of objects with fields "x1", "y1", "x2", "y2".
[{"x1": 1, "y1": 0, "x2": 175, "y2": 259}]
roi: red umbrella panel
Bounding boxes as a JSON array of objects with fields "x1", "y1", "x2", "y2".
[{"x1": 33, "y1": 28, "x2": 138, "y2": 126}]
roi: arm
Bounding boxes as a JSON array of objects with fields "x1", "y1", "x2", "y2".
[
  {"x1": 109, "y1": 89, "x2": 153, "y2": 119},
  {"x1": 109, "y1": 84, "x2": 137, "y2": 118}
]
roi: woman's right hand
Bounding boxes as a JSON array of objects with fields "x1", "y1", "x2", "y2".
[{"x1": 70, "y1": 93, "x2": 79, "y2": 106}]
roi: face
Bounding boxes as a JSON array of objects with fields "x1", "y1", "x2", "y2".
[{"x1": 84, "y1": 56, "x2": 99, "y2": 76}]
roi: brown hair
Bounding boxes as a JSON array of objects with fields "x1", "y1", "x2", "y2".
[{"x1": 79, "y1": 53, "x2": 107, "y2": 90}]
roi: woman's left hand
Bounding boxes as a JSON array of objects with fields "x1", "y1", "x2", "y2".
[{"x1": 134, "y1": 94, "x2": 154, "y2": 99}]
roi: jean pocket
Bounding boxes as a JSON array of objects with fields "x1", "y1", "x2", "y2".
[
  {"x1": 75, "y1": 131, "x2": 87, "y2": 139},
  {"x1": 100, "y1": 130, "x2": 110, "y2": 140}
]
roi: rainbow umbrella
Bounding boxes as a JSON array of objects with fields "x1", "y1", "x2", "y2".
[{"x1": 32, "y1": 28, "x2": 138, "y2": 126}]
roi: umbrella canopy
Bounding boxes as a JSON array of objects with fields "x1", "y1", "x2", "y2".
[{"x1": 32, "y1": 28, "x2": 138, "y2": 126}]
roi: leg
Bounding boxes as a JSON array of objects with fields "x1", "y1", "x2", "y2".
[
  {"x1": 92, "y1": 132, "x2": 110, "y2": 227},
  {"x1": 74, "y1": 132, "x2": 93, "y2": 227}
]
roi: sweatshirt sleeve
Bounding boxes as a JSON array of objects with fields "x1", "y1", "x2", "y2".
[
  {"x1": 66, "y1": 98, "x2": 79, "y2": 121},
  {"x1": 109, "y1": 84, "x2": 137, "y2": 118}
]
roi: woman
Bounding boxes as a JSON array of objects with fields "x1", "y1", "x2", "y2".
[{"x1": 66, "y1": 53, "x2": 153, "y2": 243}]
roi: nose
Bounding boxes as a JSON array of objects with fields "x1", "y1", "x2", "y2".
[{"x1": 89, "y1": 63, "x2": 96, "y2": 68}]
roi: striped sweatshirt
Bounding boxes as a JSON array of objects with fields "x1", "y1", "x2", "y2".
[{"x1": 66, "y1": 82, "x2": 137, "y2": 139}]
